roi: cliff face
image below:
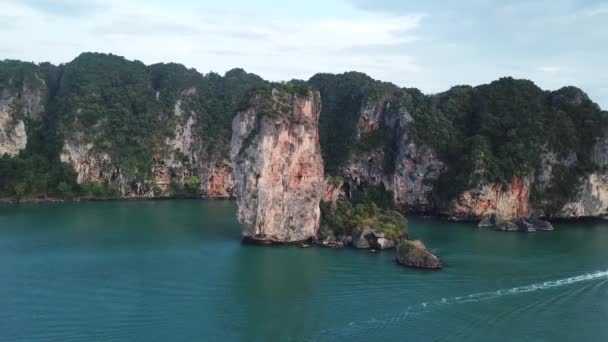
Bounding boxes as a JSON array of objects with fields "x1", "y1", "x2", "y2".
[
  {"x1": 0, "y1": 106, "x2": 27, "y2": 157},
  {"x1": 231, "y1": 88, "x2": 325, "y2": 242},
  {"x1": 329, "y1": 97, "x2": 445, "y2": 213},
  {"x1": 3, "y1": 54, "x2": 608, "y2": 223},
  {"x1": 448, "y1": 135, "x2": 608, "y2": 220},
  {"x1": 450, "y1": 178, "x2": 531, "y2": 220},
  {"x1": 549, "y1": 137, "x2": 608, "y2": 218},
  {"x1": 0, "y1": 73, "x2": 46, "y2": 156},
  {"x1": 0, "y1": 53, "x2": 260, "y2": 200},
  {"x1": 313, "y1": 73, "x2": 608, "y2": 221},
  {"x1": 60, "y1": 92, "x2": 236, "y2": 198},
  {"x1": 558, "y1": 173, "x2": 608, "y2": 217},
  {"x1": 388, "y1": 113, "x2": 445, "y2": 211}
]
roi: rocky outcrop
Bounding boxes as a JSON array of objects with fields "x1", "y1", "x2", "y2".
[
  {"x1": 548, "y1": 137, "x2": 608, "y2": 218},
  {"x1": 478, "y1": 213, "x2": 554, "y2": 232},
  {"x1": 0, "y1": 108, "x2": 27, "y2": 157},
  {"x1": 352, "y1": 227, "x2": 397, "y2": 249},
  {"x1": 205, "y1": 161, "x2": 235, "y2": 198},
  {"x1": 231, "y1": 88, "x2": 325, "y2": 243},
  {"x1": 340, "y1": 100, "x2": 445, "y2": 213},
  {"x1": 389, "y1": 113, "x2": 445, "y2": 211},
  {"x1": 60, "y1": 139, "x2": 114, "y2": 185},
  {"x1": 60, "y1": 138, "x2": 154, "y2": 196},
  {"x1": 396, "y1": 240, "x2": 443, "y2": 269},
  {"x1": 60, "y1": 94, "x2": 236, "y2": 198},
  {"x1": 313, "y1": 234, "x2": 352, "y2": 248},
  {"x1": 557, "y1": 173, "x2": 608, "y2": 218},
  {"x1": 0, "y1": 76, "x2": 46, "y2": 156},
  {"x1": 450, "y1": 177, "x2": 530, "y2": 221},
  {"x1": 449, "y1": 136, "x2": 608, "y2": 221}
]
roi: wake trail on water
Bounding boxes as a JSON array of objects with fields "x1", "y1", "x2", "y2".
[{"x1": 318, "y1": 270, "x2": 608, "y2": 339}]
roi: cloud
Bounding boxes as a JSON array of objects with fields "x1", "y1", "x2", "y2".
[
  {"x1": 91, "y1": 18, "x2": 204, "y2": 37},
  {"x1": 538, "y1": 66, "x2": 563, "y2": 73},
  {"x1": 20, "y1": 0, "x2": 106, "y2": 17},
  {"x1": 0, "y1": 15, "x2": 17, "y2": 29}
]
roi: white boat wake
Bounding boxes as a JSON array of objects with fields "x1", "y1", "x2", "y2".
[{"x1": 317, "y1": 270, "x2": 608, "y2": 339}]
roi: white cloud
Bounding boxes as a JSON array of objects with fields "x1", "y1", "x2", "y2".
[
  {"x1": 578, "y1": 4, "x2": 608, "y2": 17},
  {"x1": 538, "y1": 66, "x2": 563, "y2": 73}
]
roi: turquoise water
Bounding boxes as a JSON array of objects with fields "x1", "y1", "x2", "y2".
[{"x1": 0, "y1": 200, "x2": 607, "y2": 341}]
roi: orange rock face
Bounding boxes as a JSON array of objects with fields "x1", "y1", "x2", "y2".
[
  {"x1": 231, "y1": 88, "x2": 325, "y2": 242},
  {"x1": 206, "y1": 162, "x2": 235, "y2": 198},
  {"x1": 451, "y1": 177, "x2": 530, "y2": 220}
]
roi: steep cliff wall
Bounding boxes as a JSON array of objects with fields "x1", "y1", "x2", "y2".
[
  {"x1": 0, "y1": 69, "x2": 46, "y2": 157},
  {"x1": 450, "y1": 178, "x2": 531, "y2": 220},
  {"x1": 550, "y1": 136, "x2": 608, "y2": 218},
  {"x1": 0, "y1": 106, "x2": 27, "y2": 157},
  {"x1": 231, "y1": 87, "x2": 325, "y2": 242},
  {"x1": 59, "y1": 91, "x2": 236, "y2": 198},
  {"x1": 339, "y1": 106, "x2": 444, "y2": 212},
  {"x1": 448, "y1": 133, "x2": 608, "y2": 220},
  {"x1": 311, "y1": 73, "x2": 445, "y2": 213},
  {"x1": 312, "y1": 73, "x2": 608, "y2": 221}
]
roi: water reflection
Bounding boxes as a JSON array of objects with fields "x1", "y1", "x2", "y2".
[{"x1": 230, "y1": 244, "x2": 323, "y2": 340}]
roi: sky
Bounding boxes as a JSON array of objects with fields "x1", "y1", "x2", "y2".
[{"x1": 1, "y1": 0, "x2": 606, "y2": 108}]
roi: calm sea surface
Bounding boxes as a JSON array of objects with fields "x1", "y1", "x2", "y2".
[{"x1": 0, "y1": 200, "x2": 607, "y2": 341}]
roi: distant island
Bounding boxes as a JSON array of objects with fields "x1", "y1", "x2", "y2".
[{"x1": 2, "y1": 52, "x2": 608, "y2": 267}]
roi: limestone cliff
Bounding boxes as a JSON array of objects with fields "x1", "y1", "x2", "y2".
[
  {"x1": 337, "y1": 98, "x2": 445, "y2": 213},
  {"x1": 0, "y1": 107, "x2": 27, "y2": 157},
  {"x1": 549, "y1": 136, "x2": 608, "y2": 218},
  {"x1": 231, "y1": 87, "x2": 325, "y2": 242},
  {"x1": 448, "y1": 135, "x2": 608, "y2": 220},
  {"x1": 558, "y1": 173, "x2": 608, "y2": 217},
  {"x1": 0, "y1": 71, "x2": 46, "y2": 156},
  {"x1": 449, "y1": 178, "x2": 531, "y2": 220},
  {"x1": 60, "y1": 92, "x2": 236, "y2": 198}
]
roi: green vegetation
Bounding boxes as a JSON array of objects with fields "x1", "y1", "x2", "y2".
[
  {"x1": 80, "y1": 181, "x2": 120, "y2": 198},
  {"x1": 327, "y1": 175, "x2": 344, "y2": 188},
  {"x1": 235, "y1": 80, "x2": 316, "y2": 156},
  {"x1": 169, "y1": 176, "x2": 202, "y2": 197},
  {"x1": 309, "y1": 72, "x2": 398, "y2": 175},
  {"x1": 185, "y1": 176, "x2": 202, "y2": 194},
  {"x1": 320, "y1": 201, "x2": 407, "y2": 241},
  {"x1": 0, "y1": 153, "x2": 79, "y2": 198},
  {"x1": 55, "y1": 53, "x2": 264, "y2": 171},
  {"x1": 413, "y1": 78, "x2": 607, "y2": 207},
  {"x1": 238, "y1": 125, "x2": 260, "y2": 156},
  {"x1": 239, "y1": 80, "x2": 315, "y2": 119},
  {"x1": 0, "y1": 62, "x2": 80, "y2": 201},
  {"x1": 351, "y1": 185, "x2": 394, "y2": 209}
]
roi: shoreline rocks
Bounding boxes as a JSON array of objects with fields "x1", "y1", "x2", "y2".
[
  {"x1": 478, "y1": 213, "x2": 554, "y2": 232},
  {"x1": 352, "y1": 227, "x2": 398, "y2": 250},
  {"x1": 314, "y1": 227, "x2": 399, "y2": 250}
]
